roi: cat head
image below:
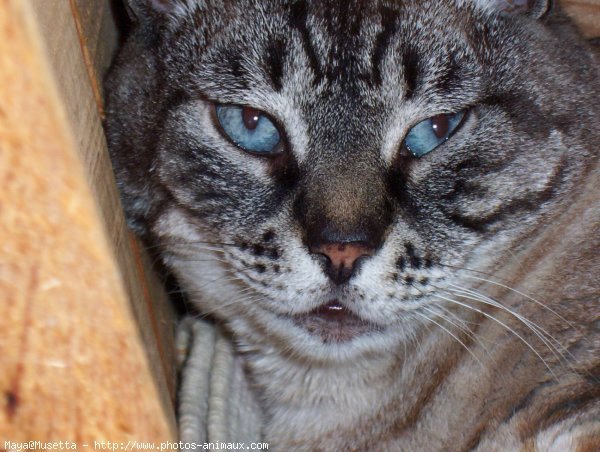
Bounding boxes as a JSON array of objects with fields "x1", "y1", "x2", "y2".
[
  {"x1": 106, "y1": 0, "x2": 596, "y2": 361},
  {"x1": 122, "y1": 0, "x2": 554, "y2": 49},
  {"x1": 125, "y1": 0, "x2": 553, "y2": 22}
]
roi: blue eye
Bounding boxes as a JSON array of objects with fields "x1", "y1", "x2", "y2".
[
  {"x1": 215, "y1": 104, "x2": 281, "y2": 155},
  {"x1": 404, "y1": 111, "x2": 465, "y2": 158}
]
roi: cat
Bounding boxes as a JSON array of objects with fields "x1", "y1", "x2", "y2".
[{"x1": 104, "y1": 0, "x2": 600, "y2": 450}]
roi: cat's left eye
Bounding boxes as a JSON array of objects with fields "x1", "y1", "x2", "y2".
[
  {"x1": 215, "y1": 104, "x2": 282, "y2": 155},
  {"x1": 403, "y1": 111, "x2": 466, "y2": 158}
]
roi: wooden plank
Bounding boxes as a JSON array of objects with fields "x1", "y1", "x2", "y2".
[
  {"x1": 0, "y1": 0, "x2": 176, "y2": 442},
  {"x1": 70, "y1": 0, "x2": 120, "y2": 117},
  {"x1": 72, "y1": 0, "x2": 119, "y2": 81},
  {"x1": 30, "y1": 0, "x2": 178, "y2": 414},
  {"x1": 562, "y1": 0, "x2": 600, "y2": 37}
]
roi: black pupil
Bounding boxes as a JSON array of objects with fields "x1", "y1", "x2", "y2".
[
  {"x1": 242, "y1": 107, "x2": 261, "y2": 130},
  {"x1": 431, "y1": 114, "x2": 450, "y2": 139}
]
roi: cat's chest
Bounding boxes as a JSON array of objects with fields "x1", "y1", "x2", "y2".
[
  {"x1": 248, "y1": 324, "x2": 561, "y2": 451},
  {"x1": 249, "y1": 352, "x2": 401, "y2": 442}
]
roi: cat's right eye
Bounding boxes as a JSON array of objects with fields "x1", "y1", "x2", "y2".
[{"x1": 215, "y1": 105, "x2": 282, "y2": 155}]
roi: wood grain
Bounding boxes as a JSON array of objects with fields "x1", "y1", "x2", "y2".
[
  {"x1": 0, "y1": 0, "x2": 175, "y2": 442},
  {"x1": 31, "y1": 0, "x2": 178, "y2": 414},
  {"x1": 562, "y1": 0, "x2": 600, "y2": 37}
]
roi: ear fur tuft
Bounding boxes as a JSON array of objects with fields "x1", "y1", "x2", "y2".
[
  {"x1": 147, "y1": 0, "x2": 179, "y2": 13},
  {"x1": 125, "y1": 0, "x2": 187, "y2": 23},
  {"x1": 474, "y1": 0, "x2": 553, "y2": 19}
]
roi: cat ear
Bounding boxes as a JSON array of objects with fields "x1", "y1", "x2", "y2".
[
  {"x1": 124, "y1": 0, "x2": 188, "y2": 23},
  {"x1": 474, "y1": 0, "x2": 553, "y2": 19}
]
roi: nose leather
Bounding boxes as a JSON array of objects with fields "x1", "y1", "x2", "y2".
[{"x1": 310, "y1": 242, "x2": 374, "y2": 284}]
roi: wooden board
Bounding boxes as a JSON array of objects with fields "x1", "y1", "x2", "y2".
[
  {"x1": 32, "y1": 0, "x2": 178, "y2": 427},
  {"x1": 69, "y1": 0, "x2": 120, "y2": 117},
  {"x1": 563, "y1": 0, "x2": 600, "y2": 37},
  {"x1": 31, "y1": 0, "x2": 178, "y2": 412},
  {"x1": 0, "y1": 0, "x2": 176, "y2": 442}
]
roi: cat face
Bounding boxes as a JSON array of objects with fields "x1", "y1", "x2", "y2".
[{"x1": 106, "y1": 0, "x2": 596, "y2": 360}]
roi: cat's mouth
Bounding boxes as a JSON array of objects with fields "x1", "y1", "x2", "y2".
[{"x1": 292, "y1": 300, "x2": 382, "y2": 343}]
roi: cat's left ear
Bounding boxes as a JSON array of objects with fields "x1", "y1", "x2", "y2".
[{"x1": 475, "y1": 0, "x2": 553, "y2": 19}]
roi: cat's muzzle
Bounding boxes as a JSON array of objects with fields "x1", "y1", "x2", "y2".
[{"x1": 292, "y1": 300, "x2": 382, "y2": 343}]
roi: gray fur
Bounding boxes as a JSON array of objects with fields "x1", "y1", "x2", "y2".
[{"x1": 105, "y1": 0, "x2": 600, "y2": 449}]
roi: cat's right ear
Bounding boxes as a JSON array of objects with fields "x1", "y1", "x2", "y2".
[
  {"x1": 473, "y1": 0, "x2": 553, "y2": 19},
  {"x1": 124, "y1": 0, "x2": 188, "y2": 25}
]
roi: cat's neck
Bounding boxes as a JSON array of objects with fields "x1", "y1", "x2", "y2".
[
  {"x1": 247, "y1": 344, "x2": 405, "y2": 442},
  {"x1": 240, "y1": 325, "x2": 468, "y2": 447}
]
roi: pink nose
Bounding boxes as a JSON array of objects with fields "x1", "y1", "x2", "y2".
[{"x1": 310, "y1": 243, "x2": 373, "y2": 284}]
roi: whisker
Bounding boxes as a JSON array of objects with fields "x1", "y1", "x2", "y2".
[
  {"x1": 431, "y1": 293, "x2": 557, "y2": 378},
  {"x1": 437, "y1": 305, "x2": 481, "y2": 327},
  {"x1": 460, "y1": 275, "x2": 578, "y2": 331},
  {"x1": 144, "y1": 242, "x2": 230, "y2": 268},
  {"x1": 182, "y1": 284, "x2": 257, "y2": 300},
  {"x1": 421, "y1": 306, "x2": 475, "y2": 340},
  {"x1": 415, "y1": 311, "x2": 483, "y2": 367},
  {"x1": 411, "y1": 282, "x2": 489, "y2": 360},
  {"x1": 446, "y1": 285, "x2": 577, "y2": 368},
  {"x1": 447, "y1": 285, "x2": 570, "y2": 356},
  {"x1": 164, "y1": 257, "x2": 231, "y2": 266},
  {"x1": 177, "y1": 274, "x2": 247, "y2": 297},
  {"x1": 428, "y1": 305, "x2": 495, "y2": 360},
  {"x1": 143, "y1": 238, "x2": 245, "y2": 252},
  {"x1": 436, "y1": 262, "x2": 515, "y2": 286},
  {"x1": 191, "y1": 294, "x2": 264, "y2": 320},
  {"x1": 437, "y1": 263, "x2": 576, "y2": 331},
  {"x1": 176, "y1": 285, "x2": 263, "y2": 322}
]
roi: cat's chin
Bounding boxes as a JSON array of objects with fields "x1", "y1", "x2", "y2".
[{"x1": 291, "y1": 300, "x2": 383, "y2": 343}]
